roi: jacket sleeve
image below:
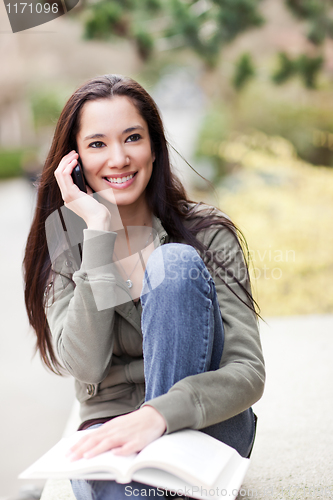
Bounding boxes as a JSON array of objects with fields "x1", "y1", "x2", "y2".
[
  {"x1": 45, "y1": 229, "x2": 118, "y2": 384},
  {"x1": 143, "y1": 225, "x2": 265, "y2": 434}
]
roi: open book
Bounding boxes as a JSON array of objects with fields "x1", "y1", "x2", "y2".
[{"x1": 19, "y1": 429, "x2": 249, "y2": 500}]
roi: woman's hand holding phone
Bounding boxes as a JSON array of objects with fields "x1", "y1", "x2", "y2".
[
  {"x1": 54, "y1": 151, "x2": 112, "y2": 231},
  {"x1": 71, "y1": 160, "x2": 87, "y2": 194}
]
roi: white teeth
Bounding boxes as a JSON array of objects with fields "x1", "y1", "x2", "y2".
[{"x1": 106, "y1": 174, "x2": 134, "y2": 184}]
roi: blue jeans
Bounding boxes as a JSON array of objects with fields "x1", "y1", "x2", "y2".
[{"x1": 71, "y1": 244, "x2": 256, "y2": 500}]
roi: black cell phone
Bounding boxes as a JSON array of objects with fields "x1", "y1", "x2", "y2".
[{"x1": 71, "y1": 159, "x2": 87, "y2": 193}]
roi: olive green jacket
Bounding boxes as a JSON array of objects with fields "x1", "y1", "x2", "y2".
[{"x1": 45, "y1": 205, "x2": 265, "y2": 433}]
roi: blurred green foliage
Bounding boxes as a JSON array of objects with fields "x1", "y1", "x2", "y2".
[
  {"x1": 195, "y1": 103, "x2": 230, "y2": 178},
  {"x1": 214, "y1": 131, "x2": 333, "y2": 316},
  {"x1": 297, "y1": 54, "x2": 324, "y2": 88},
  {"x1": 71, "y1": 0, "x2": 333, "y2": 88},
  {"x1": 31, "y1": 91, "x2": 63, "y2": 129},
  {"x1": 133, "y1": 29, "x2": 155, "y2": 60},
  {"x1": 196, "y1": 86, "x2": 333, "y2": 172},
  {"x1": 232, "y1": 53, "x2": 255, "y2": 90},
  {"x1": 84, "y1": 1, "x2": 124, "y2": 40},
  {"x1": 272, "y1": 52, "x2": 323, "y2": 89},
  {"x1": 272, "y1": 52, "x2": 297, "y2": 84},
  {"x1": 0, "y1": 149, "x2": 23, "y2": 179},
  {"x1": 286, "y1": 0, "x2": 333, "y2": 45},
  {"x1": 0, "y1": 149, "x2": 40, "y2": 179},
  {"x1": 81, "y1": 0, "x2": 263, "y2": 65}
]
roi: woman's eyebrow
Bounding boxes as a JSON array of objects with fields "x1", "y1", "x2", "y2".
[
  {"x1": 83, "y1": 133, "x2": 106, "y2": 141},
  {"x1": 83, "y1": 126, "x2": 145, "y2": 141},
  {"x1": 123, "y1": 125, "x2": 145, "y2": 134}
]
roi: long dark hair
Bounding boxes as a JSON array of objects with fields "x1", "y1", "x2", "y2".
[{"x1": 23, "y1": 74, "x2": 259, "y2": 374}]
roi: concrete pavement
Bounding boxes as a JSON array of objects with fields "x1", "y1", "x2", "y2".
[
  {"x1": 243, "y1": 315, "x2": 333, "y2": 499},
  {"x1": 0, "y1": 178, "x2": 75, "y2": 500}
]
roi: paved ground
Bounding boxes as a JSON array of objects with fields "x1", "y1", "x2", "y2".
[
  {"x1": 0, "y1": 179, "x2": 75, "y2": 500},
  {"x1": 1, "y1": 178, "x2": 332, "y2": 500},
  {"x1": 242, "y1": 315, "x2": 333, "y2": 500}
]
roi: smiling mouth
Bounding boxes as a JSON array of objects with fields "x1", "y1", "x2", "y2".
[{"x1": 104, "y1": 172, "x2": 137, "y2": 185}]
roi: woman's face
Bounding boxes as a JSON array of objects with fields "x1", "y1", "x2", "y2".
[{"x1": 76, "y1": 96, "x2": 155, "y2": 210}]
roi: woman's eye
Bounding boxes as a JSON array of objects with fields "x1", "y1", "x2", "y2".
[
  {"x1": 126, "y1": 134, "x2": 141, "y2": 143},
  {"x1": 89, "y1": 141, "x2": 105, "y2": 148}
]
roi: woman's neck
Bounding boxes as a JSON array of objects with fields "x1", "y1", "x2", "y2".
[
  {"x1": 96, "y1": 193, "x2": 153, "y2": 230},
  {"x1": 106, "y1": 201, "x2": 152, "y2": 231},
  {"x1": 118, "y1": 206, "x2": 153, "y2": 229}
]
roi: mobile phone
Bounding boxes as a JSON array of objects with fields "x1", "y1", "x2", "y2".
[{"x1": 71, "y1": 159, "x2": 87, "y2": 193}]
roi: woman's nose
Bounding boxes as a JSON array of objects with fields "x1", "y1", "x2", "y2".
[{"x1": 107, "y1": 143, "x2": 129, "y2": 169}]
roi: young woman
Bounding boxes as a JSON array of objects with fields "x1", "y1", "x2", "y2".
[{"x1": 23, "y1": 74, "x2": 265, "y2": 500}]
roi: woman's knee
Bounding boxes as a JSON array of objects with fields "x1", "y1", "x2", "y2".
[
  {"x1": 142, "y1": 243, "x2": 211, "y2": 296},
  {"x1": 200, "y1": 408, "x2": 256, "y2": 458}
]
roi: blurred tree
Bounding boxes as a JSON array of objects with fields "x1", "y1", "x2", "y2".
[
  {"x1": 272, "y1": 52, "x2": 323, "y2": 89},
  {"x1": 84, "y1": 2, "x2": 125, "y2": 40},
  {"x1": 297, "y1": 54, "x2": 324, "y2": 88},
  {"x1": 31, "y1": 91, "x2": 63, "y2": 128},
  {"x1": 285, "y1": 0, "x2": 333, "y2": 45},
  {"x1": 0, "y1": 149, "x2": 23, "y2": 179},
  {"x1": 272, "y1": 52, "x2": 297, "y2": 84},
  {"x1": 80, "y1": 0, "x2": 264, "y2": 65},
  {"x1": 232, "y1": 53, "x2": 255, "y2": 90}
]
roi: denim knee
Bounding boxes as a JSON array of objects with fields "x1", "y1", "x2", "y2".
[{"x1": 141, "y1": 243, "x2": 212, "y2": 297}]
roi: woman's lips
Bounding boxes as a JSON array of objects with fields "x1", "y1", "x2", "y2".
[{"x1": 103, "y1": 172, "x2": 138, "y2": 189}]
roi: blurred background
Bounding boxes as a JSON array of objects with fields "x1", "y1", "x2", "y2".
[{"x1": 1, "y1": 0, "x2": 333, "y2": 498}]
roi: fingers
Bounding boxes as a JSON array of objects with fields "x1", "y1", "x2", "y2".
[
  {"x1": 53, "y1": 151, "x2": 111, "y2": 228},
  {"x1": 54, "y1": 151, "x2": 83, "y2": 204},
  {"x1": 66, "y1": 434, "x2": 93, "y2": 461},
  {"x1": 66, "y1": 428, "x2": 124, "y2": 461},
  {"x1": 83, "y1": 436, "x2": 119, "y2": 459},
  {"x1": 65, "y1": 408, "x2": 166, "y2": 462},
  {"x1": 112, "y1": 441, "x2": 139, "y2": 456}
]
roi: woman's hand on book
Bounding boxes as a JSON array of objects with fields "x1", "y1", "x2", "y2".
[
  {"x1": 66, "y1": 406, "x2": 167, "y2": 461},
  {"x1": 54, "y1": 151, "x2": 112, "y2": 231}
]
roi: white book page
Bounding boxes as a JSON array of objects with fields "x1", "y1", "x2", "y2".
[
  {"x1": 19, "y1": 428, "x2": 248, "y2": 491},
  {"x1": 19, "y1": 431, "x2": 136, "y2": 480},
  {"x1": 130, "y1": 430, "x2": 237, "y2": 488},
  {"x1": 132, "y1": 459, "x2": 248, "y2": 500},
  {"x1": 89, "y1": 451, "x2": 137, "y2": 482}
]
